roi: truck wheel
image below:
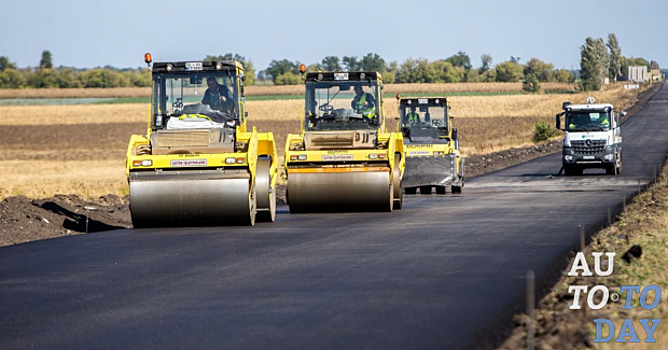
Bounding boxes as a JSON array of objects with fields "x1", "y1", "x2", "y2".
[
  {"x1": 435, "y1": 186, "x2": 447, "y2": 195},
  {"x1": 405, "y1": 187, "x2": 417, "y2": 195},
  {"x1": 451, "y1": 185, "x2": 462, "y2": 194},
  {"x1": 606, "y1": 165, "x2": 617, "y2": 175},
  {"x1": 419, "y1": 186, "x2": 432, "y2": 195}
]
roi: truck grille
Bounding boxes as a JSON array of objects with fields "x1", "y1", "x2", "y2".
[{"x1": 571, "y1": 139, "x2": 606, "y2": 155}]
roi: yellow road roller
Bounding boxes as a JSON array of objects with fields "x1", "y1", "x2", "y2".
[
  {"x1": 126, "y1": 54, "x2": 278, "y2": 227},
  {"x1": 284, "y1": 69, "x2": 404, "y2": 213},
  {"x1": 397, "y1": 96, "x2": 464, "y2": 195}
]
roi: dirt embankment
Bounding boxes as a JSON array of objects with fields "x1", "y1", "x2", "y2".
[{"x1": 1, "y1": 83, "x2": 661, "y2": 247}]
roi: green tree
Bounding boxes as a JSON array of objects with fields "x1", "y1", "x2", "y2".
[
  {"x1": 523, "y1": 58, "x2": 553, "y2": 82},
  {"x1": 580, "y1": 37, "x2": 609, "y2": 91},
  {"x1": 480, "y1": 54, "x2": 492, "y2": 73},
  {"x1": 607, "y1": 33, "x2": 622, "y2": 81},
  {"x1": 265, "y1": 59, "x2": 300, "y2": 81},
  {"x1": 445, "y1": 51, "x2": 472, "y2": 71},
  {"x1": 321, "y1": 56, "x2": 342, "y2": 71},
  {"x1": 0, "y1": 56, "x2": 17, "y2": 72},
  {"x1": 483, "y1": 69, "x2": 497, "y2": 82},
  {"x1": 342, "y1": 56, "x2": 361, "y2": 71},
  {"x1": 360, "y1": 53, "x2": 386, "y2": 72},
  {"x1": 466, "y1": 68, "x2": 482, "y2": 82},
  {"x1": 205, "y1": 54, "x2": 256, "y2": 85},
  {"x1": 274, "y1": 72, "x2": 301, "y2": 85},
  {"x1": 553, "y1": 69, "x2": 575, "y2": 83},
  {"x1": 0, "y1": 69, "x2": 26, "y2": 88},
  {"x1": 522, "y1": 73, "x2": 541, "y2": 93},
  {"x1": 40, "y1": 50, "x2": 53, "y2": 70},
  {"x1": 495, "y1": 60, "x2": 523, "y2": 82},
  {"x1": 79, "y1": 69, "x2": 126, "y2": 88}
]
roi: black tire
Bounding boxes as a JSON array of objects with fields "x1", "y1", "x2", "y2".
[
  {"x1": 435, "y1": 186, "x2": 447, "y2": 195},
  {"x1": 405, "y1": 187, "x2": 417, "y2": 195},
  {"x1": 451, "y1": 185, "x2": 462, "y2": 194},
  {"x1": 606, "y1": 165, "x2": 617, "y2": 175},
  {"x1": 419, "y1": 186, "x2": 432, "y2": 195}
]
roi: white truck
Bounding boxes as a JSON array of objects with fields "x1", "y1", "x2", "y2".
[{"x1": 556, "y1": 97, "x2": 624, "y2": 176}]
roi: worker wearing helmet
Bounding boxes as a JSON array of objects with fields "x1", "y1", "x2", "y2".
[{"x1": 351, "y1": 85, "x2": 376, "y2": 119}]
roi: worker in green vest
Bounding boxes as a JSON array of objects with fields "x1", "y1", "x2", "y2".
[
  {"x1": 351, "y1": 85, "x2": 376, "y2": 118},
  {"x1": 597, "y1": 113, "x2": 610, "y2": 126},
  {"x1": 406, "y1": 106, "x2": 421, "y2": 125}
]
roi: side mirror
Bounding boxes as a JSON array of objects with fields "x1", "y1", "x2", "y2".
[{"x1": 555, "y1": 112, "x2": 565, "y2": 130}]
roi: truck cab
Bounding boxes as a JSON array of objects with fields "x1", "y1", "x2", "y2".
[{"x1": 556, "y1": 97, "x2": 623, "y2": 176}]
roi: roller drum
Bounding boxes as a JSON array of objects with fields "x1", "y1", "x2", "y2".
[
  {"x1": 287, "y1": 170, "x2": 392, "y2": 213},
  {"x1": 129, "y1": 171, "x2": 254, "y2": 227}
]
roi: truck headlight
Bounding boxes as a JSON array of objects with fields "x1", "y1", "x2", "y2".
[
  {"x1": 564, "y1": 155, "x2": 574, "y2": 162},
  {"x1": 604, "y1": 154, "x2": 614, "y2": 161}
]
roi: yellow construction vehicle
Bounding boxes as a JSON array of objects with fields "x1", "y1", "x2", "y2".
[
  {"x1": 284, "y1": 69, "x2": 404, "y2": 212},
  {"x1": 396, "y1": 95, "x2": 464, "y2": 195},
  {"x1": 126, "y1": 54, "x2": 278, "y2": 227}
]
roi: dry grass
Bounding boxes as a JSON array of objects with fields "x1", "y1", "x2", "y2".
[
  {"x1": 0, "y1": 82, "x2": 576, "y2": 99},
  {"x1": 0, "y1": 87, "x2": 151, "y2": 99},
  {"x1": 0, "y1": 104, "x2": 148, "y2": 125},
  {"x1": 0, "y1": 159, "x2": 127, "y2": 199}
]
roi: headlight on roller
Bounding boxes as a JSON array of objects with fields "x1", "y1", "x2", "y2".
[
  {"x1": 132, "y1": 160, "x2": 152, "y2": 167},
  {"x1": 225, "y1": 157, "x2": 236, "y2": 164}
]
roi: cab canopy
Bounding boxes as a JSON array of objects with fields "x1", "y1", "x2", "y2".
[{"x1": 304, "y1": 71, "x2": 383, "y2": 131}]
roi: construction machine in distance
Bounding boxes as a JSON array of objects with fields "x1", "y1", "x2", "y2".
[
  {"x1": 396, "y1": 95, "x2": 464, "y2": 195},
  {"x1": 126, "y1": 54, "x2": 278, "y2": 227},
  {"x1": 284, "y1": 68, "x2": 405, "y2": 213}
]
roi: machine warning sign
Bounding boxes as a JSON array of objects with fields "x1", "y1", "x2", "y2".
[{"x1": 170, "y1": 159, "x2": 207, "y2": 167}]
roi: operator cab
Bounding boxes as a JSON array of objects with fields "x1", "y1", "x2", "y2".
[
  {"x1": 399, "y1": 97, "x2": 450, "y2": 144},
  {"x1": 149, "y1": 60, "x2": 245, "y2": 131},
  {"x1": 304, "y1": 72, "x2": 383, "y2": 131}
]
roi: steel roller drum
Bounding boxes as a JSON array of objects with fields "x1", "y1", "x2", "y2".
[
  {"x1": 287, "y1": 169, "x2": 392, "y2": 213},
  {"x1": 404, "y1": 154, "x2": 456, "y2": 188},
  {"x1": 129, "y1": 170, "x2": 254, "y2": 227}
]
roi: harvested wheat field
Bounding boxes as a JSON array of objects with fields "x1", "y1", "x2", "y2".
[
  {"x1": 0, "y1": 82, "x2": 575, "y2": 99},
  {"x1": 0, "y1": 84, "x2": 640, "y2": 198}
]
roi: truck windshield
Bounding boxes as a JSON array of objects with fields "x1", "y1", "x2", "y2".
[
  {"x1": 151, "y1": 72, "x2": 238, "y2": 128},
  {"x1": 304, "y1": 81, "x2": 379, "y2": 131},
  {"x1": 401, "y1": 104, "x2": 447, "y2": 129},
  {"x1": 566, "y1": 111, "x2": 611, "y2": 131}
]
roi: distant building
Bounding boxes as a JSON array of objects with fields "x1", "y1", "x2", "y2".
[
  {"x1": 628, "y1": 66, "x2": 647, "y2": 82},
  {"x1": 650, "y1": 62, "x2": 662, "y2": 81}
]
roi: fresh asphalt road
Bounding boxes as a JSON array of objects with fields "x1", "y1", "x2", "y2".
[{"x1": 1, "y1": 85, "x2": 667, "y2": 350}]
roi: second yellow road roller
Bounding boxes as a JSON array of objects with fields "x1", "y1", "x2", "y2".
[
  {"x1": 126, "y1": 54, "x2": 278, "y2": 227},
  {"x1": 284, "y1": 68, "x2": 404, "y2": 213}
]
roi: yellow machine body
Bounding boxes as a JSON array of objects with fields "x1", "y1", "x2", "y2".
[
  {"x1": 126, "y1": 60, "x2": 278, "y2": 226},
  {"x1": 284, "y1": 71, "x2": 404, "y2": 212}
]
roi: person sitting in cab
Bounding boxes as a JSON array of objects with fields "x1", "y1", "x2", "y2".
[
  {"x1": 405, "y1": 106, "x2": 421, "y2": 125},
  {"x1": 597, "y1": 113, "x2": 610, "y2": 126},
  {"x1": 351, "y1": 85, "x2": 376, "y2": 119},
  {"x1": 202, "y1": 77, "x2": 234, "y2": 112}
]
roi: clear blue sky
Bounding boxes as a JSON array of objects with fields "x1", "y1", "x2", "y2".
[{"x1": 1, "y1": 0, "x2": 665, "y2": 71}]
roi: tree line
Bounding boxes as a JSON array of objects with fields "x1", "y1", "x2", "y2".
[
  {"x1": 0, "y1": 36, "x2": 657, "y2": 90},
  {"x1": 259, "y1": 52, "x2": 576, "y2": 87},
  {"x1": 579, "y1": 33, "x2": 657, "y2": 91}
]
